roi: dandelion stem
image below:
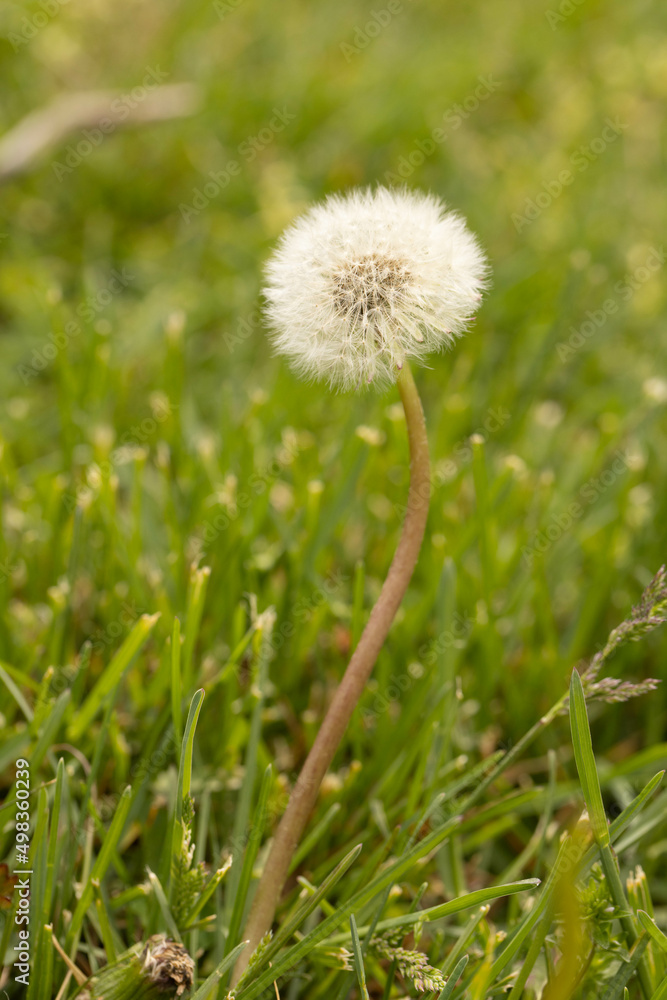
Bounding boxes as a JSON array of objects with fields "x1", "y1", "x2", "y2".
[{"x1": 233, "y1": 361, "x2": 430, "y2": 982}]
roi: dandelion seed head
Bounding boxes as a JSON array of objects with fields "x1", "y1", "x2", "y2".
[{"x1": 263, "y1": 186, "x2": 490, "y2": 391}]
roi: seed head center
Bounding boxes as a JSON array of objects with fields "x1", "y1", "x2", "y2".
[{"x1": 333, "y1": 254, "x2": 411, "y2": 324}]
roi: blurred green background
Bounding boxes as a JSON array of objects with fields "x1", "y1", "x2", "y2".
[{"x1": 1, "y1": 0, "x2": 666, "y2": 800}]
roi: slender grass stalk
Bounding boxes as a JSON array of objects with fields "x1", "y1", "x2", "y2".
[
  {"x1": 437, "y1": 955, "x2": 469, "y2": 999},
  {"x1": 350, "y1": 914, "x2": 370, "y2": 1000},
  {"x1": 569, "y1": 670, "x2": 653, "y2": 999},
  {"x1": 233, "y1": 361, "x2": 431, "y2": 981}
]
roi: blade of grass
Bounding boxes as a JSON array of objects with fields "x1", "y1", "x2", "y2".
[
  {"x1": 171, "y1": 617, "x2": 183, "y2": 751},
  {"x1": 26, "y1": 787, "x2": 49, "y2": 1000},
  {"x1": 289, "y1": 803, "x2": 341, "y2": 874},
  {"x1": 182, "y1": 565, "x2": 210, "y2": 693},
  {"x1": 650, "y1": 978, "x2": 667, "y2": 1000},
  {"x1": 225, "y1": 610, "x2": 274, "y2": 930},
  {"x1": 569, "y1": 669, "x2": 610, "y2": 847},
  {"x1": 0, "y1": 662, "x2": 34, "y2": 719},
  {"x1": 326, "y1": 880, "x2": 539, "y2": 943},
  {"x1": 31, "y1": 689, "x2": 70, "y2": 773},
  {"x1": 507, "y1": 904, "x2": 553, "y2": 1000},
  {"x1": 0, "y1": 659, "x2": 40, "y2": 693},
  {"x1": 190, "y1": 942, "x2": 248, "y2": 1000},
  {"x1": 182, "y1": 858, "x2": 232, "y2": 927},
  {"x1": 440, "y1": 906, "x2": 488, "y2": 979},
  {"x1": 147, "y1": 867, "x2": 181, "y2": 941},
  {"x1": 168, "y1": 688, "x2": 205, "y2": 902},
  {"x1": 437, "y1": 955, "x2": 469, "y2": 1000},
  {"x1": 44, "y1": 758, "x2": 65, "y2": 915},
  {"x1": 65, "y1": 785, "x2": 132, "y2": 950},
  {"x1": 208, "y1": 622, "x2": 256, "y2": 689},
  {"x1": 485, "y1": 834, "x2": 580, "y2": 984},
  {"x1": 638, "y1": 911, "x2": 667, "y2": 955},
  {"x1": 349, "y1": 914, "x2": 370, "y2": 1000},
  {"x1": 335, "y1": 878, "x2": 397, "y2": 1000},
  {"x1": 93, "y1": 880, "x2": 119, "y2": 963},
  {"x1": 68, "y1": 613, "x2": 160, "y2": 740},
  {"x1": 59, "y1": 688, "x2": 119, "y2": 916},
  {"x1": 225, "y1": 764, "x2": 273, "y2": 957},
  {"x1": 490, "y1": 768, "x2": 664, "y2": 987},
  {"x1": 238, "y1": 845, "x2": 363, "y2": 983},
  {"x1": 601, "y1": 935, "x2": 651, "y2": 1000},
  {"x1": 238, "y1": 863, "x2": 534, "y2": 999},
  {"x1": 35, "y1": 924, "x2": 54, "y2": 1000},
  {"x1": 569, "y1": 669, "x2": 652, "y2": 999}
]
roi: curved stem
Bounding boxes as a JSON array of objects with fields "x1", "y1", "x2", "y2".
[{"x1": 233, "y1": 362, "x2": 430, "y2": 983}]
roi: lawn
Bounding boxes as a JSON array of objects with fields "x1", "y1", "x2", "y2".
[{"x1": 1, "y1": 0, "x2": 666, "y2": 997}]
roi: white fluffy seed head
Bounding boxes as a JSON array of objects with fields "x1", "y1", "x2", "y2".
[{"x1": 263, "y1": 186, "x2": 490, "y2": 392}]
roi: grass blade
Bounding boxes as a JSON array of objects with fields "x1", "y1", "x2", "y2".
[
  {"x1": 289, "y1": 803, "x2": 341, "y2": 874},
  {"x1": 65, "y1": 785, "x2": 132, "y2": 949},
  {"x1": 569, "y1": 669, "x2": 609, "y2": 848},
  {"x1": 438, "y1": 954, "x2": 469, "y2": 999},
  {"x1": 0, "y1": 662, "x2": 34, "y2": 719},
  {"x1": 327, "y1": 879, "x2": 539, "y2": 943},
  {"x1": 168, "y1": 688, "x2": 205, "y2": 901},
  {"x1": 259, "y1": 845, "x2": 363, "y2": 971},
  {"x1": 171, "y1": 616, "x2": 183, "y2": 750},
  {"x1": 238, "y1": 873, "x2": 536, "y2": 999},
  {"x1": 638, "y1": 911, "x2": 667, "y2": 955},
  {"x1": 190, "y1": 941, "x2": 248, "y2": 1000},
  {"x1": 93, "y1": 880, "x2": 119, "y2": 962},
  {"x1": 35, "y1": 924, "x2": 54, "y2": 1000},
  {"x1": 602, "y1": 935, "x2": 651, "y2": 1000},
  {"x1": 440, "y1": 906, "x2": 488, "y2": 979},
  {"x1": 225, "y1": 764, "x2": 273, "y2": 957},
  {"x1": 147, "y1": 867, "x2": 181, "y2": 941},
  {"x1": 569, "y1": 669, "x2": 652, "y2": 998},
  {"x1": 182, "y1": 565, "x2": 210, "y2": 693},
  {"x1": 69, "y1": 613, "x2": 161, "y2": 740},
  {"x1": 26, "y1": 787, "x2": 49, "y2": 1000},
  {"x1": 225, "y1": 609, "x2": 274, "y2": 930},
  {"x1": 44, "y1": 758, "x2": 65, "y2": 915},
  {"x1": 350, "y1": 914, "x2": 370, "y2": 1000},
  {"x1": 31, "y1": 689, "x2": 70, "y2": 773}
]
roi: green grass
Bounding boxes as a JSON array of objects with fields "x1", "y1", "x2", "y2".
[{"x1": 1, "y1": 0, "x2": 667, "y2": 997}]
